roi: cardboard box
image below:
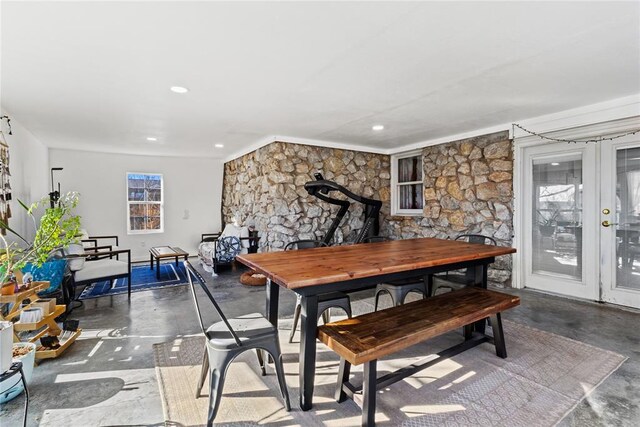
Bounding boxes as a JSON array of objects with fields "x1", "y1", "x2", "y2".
[{"x1": 32, "y1": 298, "x2": 56, "y2": 315}]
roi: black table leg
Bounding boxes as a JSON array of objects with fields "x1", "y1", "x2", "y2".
[
  {"x1": 300, "y1": 294, "x2": 319, "y2": 411},
  {"x1": 175, "y1": 256, "x2": 179, "y2": 266},
  {"x1": 265, "y1": 279, "x2": 279, "y2": 327},
  {"x1": 265, "y1": 279, "x2": 279, "y2": 364},
  {"x1": 156, "y1": 258, "x2": 161, "y2": 280},
  {"x1": 150, "y1": 253, "x2": 153, "y2": 270}
]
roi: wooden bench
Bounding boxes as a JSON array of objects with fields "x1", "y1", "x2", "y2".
[{"x1": 317, "y1": 287, "x2": 520, "y2": 426}]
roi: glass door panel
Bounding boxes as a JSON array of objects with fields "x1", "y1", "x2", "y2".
[
  {"x1": 601, "y1": 141, "x2": 640, "y2": 308},
  {"x1": 522, "y1": 142, "x2": 598, "y2": 301},
  {"x1": 532, "y1": 157, "x2": 583, "y2": 280},
  {"x1": 614, "y1": 147, "x2": 640, "y2": 291}
]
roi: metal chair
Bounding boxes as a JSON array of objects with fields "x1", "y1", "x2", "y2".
[
  {"x1": 431, "y1": 234, "x2": 497, "y2": 295},
  {"x1": 184, "y1": 261, "x2": 290, "y2": 426},
  {"x1": 368, "y1": 236, "x2": 430, "y2": 310},
  {"x1": 286, "y1": 240, "x2": 352, "y2": 343}
]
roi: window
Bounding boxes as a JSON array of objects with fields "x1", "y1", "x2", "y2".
[
  {"x1": 127, "y1": 173, "x2": 163, "y2": 234},
  {"x1": 391, "y1": 150, "x2": 424, "y2": 215}
]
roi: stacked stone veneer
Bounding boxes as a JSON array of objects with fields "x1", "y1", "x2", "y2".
[
  {"x1": 383, "y1": 130, "x2": 513, "y2": 284},
  {"x1": 222, "y1": 131, "x2": 513, "y2": 285},
  {"x1": 222, "y1": 142, "x2": 391, "y2": 250}
]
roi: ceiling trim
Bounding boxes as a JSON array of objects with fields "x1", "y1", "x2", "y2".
[
  {"x1": 224, "y1": 95, "x2": 640, "y2": 163},
  {"x1": 223, "y1": 135, "x2": 389, "y2": 162}
]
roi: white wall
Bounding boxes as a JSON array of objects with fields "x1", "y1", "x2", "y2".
[
  {"x1": 1, "y1": 114, "x2": 50, "y2": 241},
  {"x1": 49, "y1": 149, "x2": 224, "y2": 261}
]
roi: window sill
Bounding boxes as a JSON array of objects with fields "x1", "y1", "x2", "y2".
[
  {"x1": 388, "y1": 214, "x2": 424, "y2": 220},
  {"x1": 127, "y1": 230, "x2": 165, "y2": 235}
]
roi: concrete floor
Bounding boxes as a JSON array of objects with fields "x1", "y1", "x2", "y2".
[{"x1": 1, "y1": 263, "x2": 639, "y2": 426}]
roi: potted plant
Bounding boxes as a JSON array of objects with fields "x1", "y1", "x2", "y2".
[
  {"x1": 0, "y1": 342, "x2": 36, "y2": 404},
  {"x1": 0, "y1": 192, "x2": 82, "y2": 288}
]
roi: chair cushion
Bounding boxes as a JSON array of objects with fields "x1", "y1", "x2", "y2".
[
  {"x1": 221, "y1": 224, "x2": 250, "y2": 253},
  {"x1": 65, "y1": 243, "x2": 86, "y2": 272},
  {"x1": 75, "y1": 259, "x2": 128, "y2": 283},
  {"x1": 206, "y1": 313, "x2": 276, "y2": 349}
]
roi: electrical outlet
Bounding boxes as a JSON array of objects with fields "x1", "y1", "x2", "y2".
[{"x1": 140, "y1": 241, "x2": 146, "y2": 247}]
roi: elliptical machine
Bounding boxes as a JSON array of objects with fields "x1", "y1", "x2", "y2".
[{"x1": 304, "y1": 173, "x2": 382, "y2": 245}]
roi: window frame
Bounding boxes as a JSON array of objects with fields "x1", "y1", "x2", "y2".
[
  {"x1": 126, "y1": 172, "x2": 164, "y2": 235},
  {"x1": 391, "y1": 149, "x2": 424, "y2": 216}
]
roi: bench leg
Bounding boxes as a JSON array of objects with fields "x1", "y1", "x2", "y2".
[
  {"x1": 490, "y1": 313, "x2": 507, "y2": 358},
  {"x1": 362, "y1": 360, "x2": 377, "y2": 427},
  {"x1": 335, "y1": 358, "x2": 351, "y2": 402},
  {"x1": 472, "y1": 264, "x2": 489, "y2": 334}
]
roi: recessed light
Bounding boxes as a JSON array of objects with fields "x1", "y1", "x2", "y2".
[
  {"x1": 551, "y1": 162, "x2": 560, "y2": 166},
  {"x1": 214, "y1": 144, "x2": 224, "y2": 148},
  {"x1": 146, "y1": 137, "x2": 158, "y2": 142},
  {"x1": 372, "y1": 124, "x2": 385, "y2": 131},
  {"x1": 170, "y1": 86, "x2": 189, "y2": 94}
]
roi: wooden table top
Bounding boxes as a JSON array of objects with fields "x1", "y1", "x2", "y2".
[
  {"x1": 150, "y1": 246, "x2": 188, "y2": 258},
  {"x1": 237, "y1": 237, "x2": 515, "y2": 290}
]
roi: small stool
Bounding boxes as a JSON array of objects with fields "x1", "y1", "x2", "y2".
[{"x1": 0, "y1": 361, "x2": 29, "y2": 427}]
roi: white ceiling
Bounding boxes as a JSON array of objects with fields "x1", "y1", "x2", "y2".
[{"x1": 2, "y1": 1, "x2": 639, "y2": 159}]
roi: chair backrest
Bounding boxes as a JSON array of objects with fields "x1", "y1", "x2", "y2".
[
  {"x1": 363, "y1": 236, "x2": 390, "y2": 243},
  {"x1": 183, "y1": 260, "x2": 242, "y2": 346},
  {"x1": 454, "y1": 234, "x2": 497, "y2": 283},
  {"x1": 284, "y1": 240, "x2": 329, "y2": 251},
  {"x1": 455, "y1": 234, "x2": 497, "y2": 246}
]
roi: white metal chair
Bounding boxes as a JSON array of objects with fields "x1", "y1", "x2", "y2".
[
  {"x1": 431, "y1": 234, "x2": 497, "y2": 295},
  {"x1": 185, "y1": 260, "x2": 290, "y2": 426}
]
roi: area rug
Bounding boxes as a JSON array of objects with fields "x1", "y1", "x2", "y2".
[
  {"x1": 153, "y1": 300, "x2": 626, "y2": 426},
  {"x1": 79, "y1": 262, "x2": 188, "y2": 299}
]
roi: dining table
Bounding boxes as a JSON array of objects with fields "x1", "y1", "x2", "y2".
[{"x1": 236, "y1": 237, "x2": 516, "y2": 411}]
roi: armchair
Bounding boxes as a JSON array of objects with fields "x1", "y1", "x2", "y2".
[
  {"x1": 65, "y1": 244, "x2": 132, "y2": 299},
  {"x1": 78, "y1": 229, "x2": 120, "y2": 260},
  {"x1": 198, "y1": 225, "x2": 261, "y2": 274}
]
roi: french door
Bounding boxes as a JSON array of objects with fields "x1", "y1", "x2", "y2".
[
  {"x1": 600, "y1": 139, "x2": 640, "y2": 308},
  {"x1": 522, "y1": 143, "x2": 598, "y2": 301},
  {"x1": 521, "y1": 133, "x2": 640, "y2": 309}
]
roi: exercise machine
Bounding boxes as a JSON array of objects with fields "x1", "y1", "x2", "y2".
[{"x1": 304, "y1": 173, "x2": 382, "y2": 245}]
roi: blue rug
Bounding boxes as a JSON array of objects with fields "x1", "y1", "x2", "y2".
[{"x1": 78, "y1": 262, "x2": 188, "y2": 299}]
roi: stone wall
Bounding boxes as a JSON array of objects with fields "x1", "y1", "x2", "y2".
[
  {"x1": 222, "y1": 142, "x2": 391, "y2": 250},
  {"x1": 383, "y1": 130, "x2": 513, "y2": 284},
  {"x1": 222, "y1": 131, "x2": 513, "y2": 285}
]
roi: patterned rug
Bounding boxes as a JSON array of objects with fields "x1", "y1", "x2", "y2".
[
  {"x1": 153, "y1": 298, "x2": 626, "y2": 426},
  {"x1": 79, "y1": 262, "x2": 188, "y2": 299}
]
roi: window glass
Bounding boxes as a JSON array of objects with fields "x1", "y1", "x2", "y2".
[{"x1": 127, "y1": 173, "x2": 163, "y2": 233}]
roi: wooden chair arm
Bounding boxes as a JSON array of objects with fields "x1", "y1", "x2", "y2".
[
  {"x1": 88, "y1": 235, "x2": 119, "y2": 246},
  {"x1": 81, "y1": 239, "x2": 98, "y2": 247},
  {"x1": 84, "y1": 245, "x2": 113, "y2": 253}
]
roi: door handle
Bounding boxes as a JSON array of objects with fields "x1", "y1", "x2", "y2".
[{"x1": 602, "y1": 220, "x2": 617, "y2": 227}]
